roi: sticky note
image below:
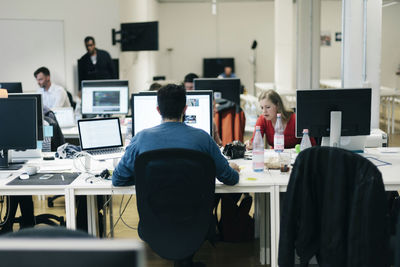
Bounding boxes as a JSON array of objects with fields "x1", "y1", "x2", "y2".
[{"x1": 246, "y1": 177, "x2": 257, "y2": 181}]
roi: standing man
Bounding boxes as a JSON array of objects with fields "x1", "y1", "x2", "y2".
[
  {"x1": 34, "y1": 67, "x2": 70, "y2": 109},
  {"x1": 78, "y1": 36, "x2": 116, "y2": 92}
]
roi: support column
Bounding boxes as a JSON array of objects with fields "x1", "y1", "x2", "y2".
[
  {"x1": 296, "y1": 0, "x2": 320, "y2": 90},
  {"x1": 274, "y1": 0, "x2": 294, "y2": 92},
  {"x1": 342, "y1": 0, "x2": 382, "y2": 128},
  {"x1": 119, "y1": 0, "x2": 159, "y2": 93}
]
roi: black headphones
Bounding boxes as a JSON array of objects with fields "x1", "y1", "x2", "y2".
[{"x1": 96, "y1": 169, "x2": 111, "y2": 179}]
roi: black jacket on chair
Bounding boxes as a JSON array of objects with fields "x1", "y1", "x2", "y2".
[
  {"x1": 278, "y1": 146, "x2": 389, "y2": 267},
  {"x1": 134, "y1": 148, "x2": 216, "y2": 261}
]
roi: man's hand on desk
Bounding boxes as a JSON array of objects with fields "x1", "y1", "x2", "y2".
[{"x1": 230, "y1": 162, "x2": 240, "y2": 173}]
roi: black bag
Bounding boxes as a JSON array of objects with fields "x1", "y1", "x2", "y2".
[
  {"x1": 222, "y1": 140, "x2": 246, "y2": 159},
  {"x1": 217, "y1": 194, "x2": 255, "y2": 242}
]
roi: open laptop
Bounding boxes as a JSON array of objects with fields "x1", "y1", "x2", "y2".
[
  {"x1": 52, "y1": 107, "x2": 75, "y2": 128},
  {"x1": 78, "y1": 117, "x2": 125, "y2": 160}
]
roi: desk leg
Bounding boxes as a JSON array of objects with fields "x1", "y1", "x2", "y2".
[
  {"x1": 65, "y1": 188, "x2": 76, "y2": 230},
  {"x1": 256, "y1": 193, "x2": 267, "y2": 265},
  {"x1": 272, "y1": 186, "x2": 280, "y2": 267},
  {"x1": 87, "y1": 195, "x2": 98, "y2": 236}
]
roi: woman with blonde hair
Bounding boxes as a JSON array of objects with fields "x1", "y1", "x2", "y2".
[{"x1": 246, "y1": 89, "x2": 315, "y2": 149}]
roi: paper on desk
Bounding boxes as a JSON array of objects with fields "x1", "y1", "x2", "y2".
[
  {"x1": 39, "y1": 165, "x2": 73, "y2": 172},
  {"x1": 378, "y1": 147, "x2": 400, "y2": 153},
  {"x1": 0, "y1": 173, "x2": 11, "y2": 179}
]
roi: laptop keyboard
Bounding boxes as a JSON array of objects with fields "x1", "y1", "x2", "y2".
[{"x1": 88, "y1": 147, "x2": 125, "y2": 155}]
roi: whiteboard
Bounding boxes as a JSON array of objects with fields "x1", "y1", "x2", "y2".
[{"x1": 0, "y1": 19, "x2": 65, "y2": 92}]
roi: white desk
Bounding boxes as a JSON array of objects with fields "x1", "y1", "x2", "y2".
[
  {"x1": 3, "y1": 148, "x2": 399, "y2": 267},
  {"x1": 0, "y1": 156, "x2": 76, "y2": 229}
]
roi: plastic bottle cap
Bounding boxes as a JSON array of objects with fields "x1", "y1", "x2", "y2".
[
  {"x1": 255, "y1": 126, "x2": 261, "y2": 130},
  {"x1": 303, "y1": 129, "x2": 309, "y2": 134},
  {"x1": 277, "y1": 113, "x2": 281, "y2": 117}
]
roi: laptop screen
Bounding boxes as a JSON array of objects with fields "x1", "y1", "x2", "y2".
[
  {"x1": 78, "y1": 118, "x2": 123, "y2": 150},
  {"x1": 52, "y1": 107, "x2": 75, "y2": 128},
  {"x1": 131, "y1": 90, "x2": 213, "y2": 136}
]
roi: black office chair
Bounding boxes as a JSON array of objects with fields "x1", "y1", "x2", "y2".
[
  {"x1": 135, "y1": 148, "x2": 216, "y2": 266},
  {"x1": 278, "y1": 146, "x2": 390, "y2": 267},
  {"x1": 65, "y1": 89, "x2": 76, "y2": 110}
]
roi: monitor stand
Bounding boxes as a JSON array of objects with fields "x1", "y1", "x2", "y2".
[
  {"x1": 321, "y1": 111, "x2": 366, "y2": 152},
  {"x1": 0, "y1": 150, "x2": 23, "y2": 170}
]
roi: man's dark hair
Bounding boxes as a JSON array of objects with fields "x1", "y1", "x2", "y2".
[
  {"x1": 34, "y1": 67, "x2": 50, "y2": 78},
  {"x1": 149, "y1": 82, "x2": 162, "y2": 91},
  {"x1": 157, "y1": 84, "x2": 186, "y2": 120},
  {"x1": 184, "y1": 73, "x2": 199, "y2": 83},
  {"x1": 84, "y1": 36, "x2": 95, "y2": 44}
]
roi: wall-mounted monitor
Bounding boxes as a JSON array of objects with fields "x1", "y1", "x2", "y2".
[{"x1": 120, "y1": 21, "x2": 158, "y2": 51}]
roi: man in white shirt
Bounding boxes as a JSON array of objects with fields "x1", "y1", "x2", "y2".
[{"x1": 34, "y1": 66, "x2": 71, "y2": 109}]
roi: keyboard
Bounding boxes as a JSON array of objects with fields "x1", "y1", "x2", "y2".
[{"x1": 87, "y1": 147, "x2": 125, "y2": 160}]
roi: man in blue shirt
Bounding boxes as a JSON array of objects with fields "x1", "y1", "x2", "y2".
[{"x1": 112, "y1": 84, "x2": 240, "y2": 186}]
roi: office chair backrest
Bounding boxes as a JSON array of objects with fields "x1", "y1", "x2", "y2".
[
  {"x1": 279, "y1": 146, "x2": 389, "y2": 267},
  {"x1": 134, "y1": 148, "x2": 216, "y2": 260}
]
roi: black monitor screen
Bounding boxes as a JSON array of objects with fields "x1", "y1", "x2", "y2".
[
  {"x1": 121, "y1": 21, "x2": 158, "y2": 51},
  {"x1": 194, "y1": 78, "x2": 241, "y2": 106},
  {"x1": 0, "y1": 239, "x2": 145, "y2": 267},
  {"x1": 296, "y1": 88, "x2": 371, "y2": 138},
  {"x1": 0, "y1": 98, "x2": 37, "y2": 150},
  {"x1": 8, "y1": 93, "x2": 44, "y2": 141},
  {"x1": 203, "y1": 58, "x2": 234, "y2": 78},
  {"x1": 0, "y1": 82, "x2": 22, "y2": 93}
]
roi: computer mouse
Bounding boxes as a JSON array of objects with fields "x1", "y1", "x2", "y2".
[
  {"x1": 25, "y1": 166, "x2": 38, "y2": 176},
  {"x1": 19, "y1": 173, "x2": 29, "y2": 180}
]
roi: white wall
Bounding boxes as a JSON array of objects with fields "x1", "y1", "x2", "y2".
[
  {"x1": 0, "y1": 0, "x2": 120, "y2": 95},
  {"x1": 320, "y1": 1, "x2": 342, "y2": 80},
  {"x1": 381, "y1": 4, "x2": 400, "y2": 89},
  {"x1": 157, "y1": 1, "x2": 274, "y2": 91}
]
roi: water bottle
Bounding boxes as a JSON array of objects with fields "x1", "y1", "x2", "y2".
[
  {"x1": 252, "y1": 126, "x2": 264, "y2": 172},
  {"x1": 124, "y1": 118, "x2": 132, "y2": 147},
  {"x1": 300, "y1": 129, "x2": 312, "y2": 151},
  {"x1": 274, "y1": 113, "x2": 284, "y2": 152},
  {"x1": 74, "y1": 101, "x2": 82, "y2": 123}
]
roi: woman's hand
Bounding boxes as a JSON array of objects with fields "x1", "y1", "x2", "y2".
[{"x1": 245, "y1": 140, "x2": 253, "y2": 150}]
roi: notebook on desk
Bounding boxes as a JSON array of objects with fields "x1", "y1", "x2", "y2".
[{"x1": 78, "y1": 118, "x2": 125, "y2": 160}]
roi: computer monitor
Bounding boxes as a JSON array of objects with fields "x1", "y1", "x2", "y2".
[
  {"x1": 8, "y1": 93, "x2": 44, "y2": 141},
  {"x1": 203, "y1": 58, "x2": 235, "y2": 78},
  {"x1": 120, "y1": 21, "x2": 158, "y2": 51},
  {"x1": 131, "y1": 90, "x2": 213, "y2": 136},
  {"x1": 0, "y1": 98, "x2": 37, "y2": 170},
  {"x1": 0, "y1": 82, "x2": 23, "y2": 93},
  {"x1": 296, "y1": 88, "x2": 371, "y2": 149},
  {"x1": 194, "y1": 78, "x2": 241, "y2": 107},
  {"x1": 81, "y1": 80, "x2": 129, "y2": 115},
  {"x1": 0, "y1": 239, "x2": 145, "y2": 267}
]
